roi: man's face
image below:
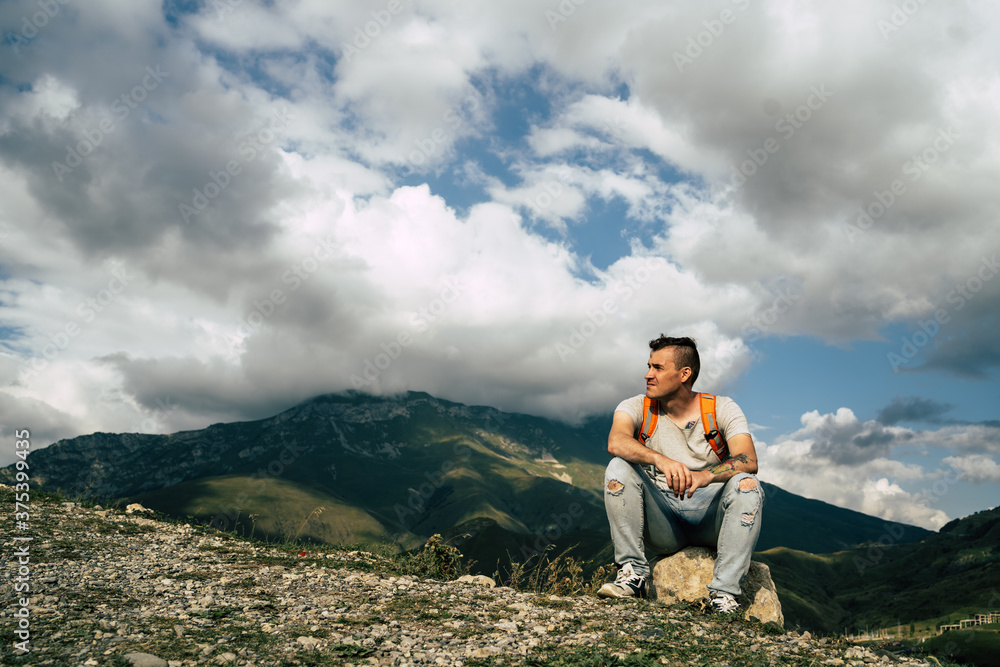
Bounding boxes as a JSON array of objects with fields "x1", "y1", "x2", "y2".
[{"x1": 645, "y1": 347, "x2": 691, "y2": 400}]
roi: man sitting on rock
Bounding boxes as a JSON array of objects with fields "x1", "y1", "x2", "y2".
[{"x1": 598, "y1": 335, "x2": 764, "y2": 613}]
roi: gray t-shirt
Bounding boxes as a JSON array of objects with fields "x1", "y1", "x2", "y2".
[{"x1": 615, "y1": 394, "x2": 751, "y2": 483}]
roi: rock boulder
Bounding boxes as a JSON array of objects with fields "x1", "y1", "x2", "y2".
[
  {"x1": 650, "y1": 546, "x2": 784, "y2": 626},
  {"x1": 454, "y1": 574, "x2": 497, "y2": 588}
]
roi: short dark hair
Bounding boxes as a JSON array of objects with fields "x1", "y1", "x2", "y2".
[{"x1": 649, "y1": 335, "x2": 700, "y2": 386}]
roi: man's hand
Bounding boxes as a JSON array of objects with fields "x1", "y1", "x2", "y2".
[
  {"x1": 662, "y1": 462, "x2": 695, "y2": 498},
  {"x1": 683, "y1": 468, "x2": 715, "y2": 497}
]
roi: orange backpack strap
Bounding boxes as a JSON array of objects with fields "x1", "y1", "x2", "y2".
[
  {"x1": 700, "y1": 393, "x2": 730, "y2": 460},
  {"x1": 636, "y1": 396, "x2": 659, "y2": 444}
]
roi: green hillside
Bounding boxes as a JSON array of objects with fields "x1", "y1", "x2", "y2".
[
  {"x1": 757, "y1": 482, "x2": 929, "y2": 553},
  {"x1": 752, "y1": 547, "x2": 850, "y2": 631},
  {"x1": 135, "y1": 474, "x2": 403, "y2": 547},
  {"x1": 922, "y1": 628, "x2": 1000, "y2": 667},
  {"x1": 757, "y1": 506, "x2": 1000, "y2": 634}
]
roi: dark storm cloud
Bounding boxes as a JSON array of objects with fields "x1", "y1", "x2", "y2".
[
  {"x1": 877, "y1": 397, "x2": 954, "y2": 426},
  {"x1": 808, "y1": 422, "x2": 912, "y2": 466},
  {"x1": 0, "y1": 392, "x2": 78, "y2": 445}
]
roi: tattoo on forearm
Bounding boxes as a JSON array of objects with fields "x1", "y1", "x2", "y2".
[{"x1": 708, "y1": 453, "x2": 752, "y2": 476}]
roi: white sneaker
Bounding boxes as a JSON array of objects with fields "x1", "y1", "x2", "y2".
[
  {"x1": 597, "y1": 562, "x2": 647, "y2": 598},
  {"x1": 709, "y1": 591, "x2": 740, "y2": 614}
]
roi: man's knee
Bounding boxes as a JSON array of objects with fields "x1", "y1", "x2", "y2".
[
  {"x1": 727, "y1": 472, "x2": 762, "y2": 494},
  {"x1": 726, "y1": 473, "x2": 763, "y2": 525},
  {"x1": 604, "y1": 457, "x2": 635, "y2": 496}
]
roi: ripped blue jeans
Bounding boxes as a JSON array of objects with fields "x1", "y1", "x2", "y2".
[{"x1": 603, "y1": 456, "x2": 764, "y2": 597}]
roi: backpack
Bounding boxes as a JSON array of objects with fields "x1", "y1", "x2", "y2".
[{"x1": 635, "y1": 393, "x2": 729, "y2": 461}]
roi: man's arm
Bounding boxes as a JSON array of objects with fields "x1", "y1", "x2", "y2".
[
  {"x1": 687, "y1": 433, "x2": 758, "y2": 495},
  {"x1": 608, "y1": 411, "x2": 694, "y2": 497}
]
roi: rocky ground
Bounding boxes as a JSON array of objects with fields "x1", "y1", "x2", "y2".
[{"x1": 2, "y1": 486, "x2": 960, "y2": 666}]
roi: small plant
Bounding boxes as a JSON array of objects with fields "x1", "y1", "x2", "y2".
[
  {"x1": 292, "y1": 506, "x2": 326, "y2": 543},
  {"x1": 585, "y1": 563, "x2": 617, "y2": 597},
  {"x1": 496, "y1": 550, "x2": 530, "y2": 590},
  {"x1": 398, "y1": 534, "x2": 469, "y2": 580},
  {"x1": 496, "y1": 545, "x2": 612, "y2": 597}
]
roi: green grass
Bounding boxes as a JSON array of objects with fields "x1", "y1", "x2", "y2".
[
  {"x1": 327, "y1": 643, "x2": 376, "y2": 659},
  {"x1": 920, "y1": 629, "x2": 1000, "y2": 667},
  {"x1": 132, "y1": 474, "x2": 394, "y2": 546}
]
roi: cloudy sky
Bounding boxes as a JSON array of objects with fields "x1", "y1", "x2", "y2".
[{"x1": 1, "y1": 0, "x2": 998, "y2": 530}]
